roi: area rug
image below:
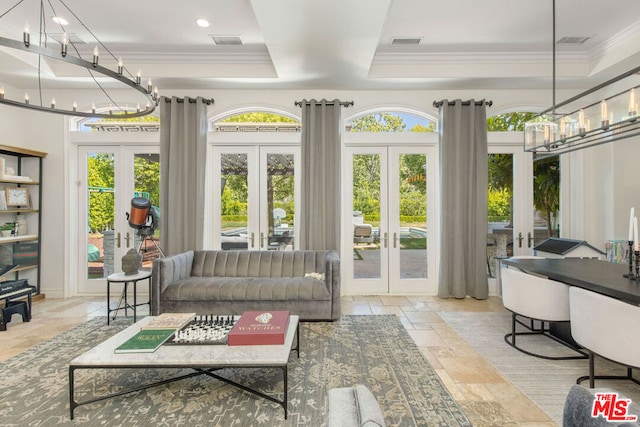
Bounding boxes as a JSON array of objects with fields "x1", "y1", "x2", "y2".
[
  {"x1": 440, "y1": 311, "x2": 640, "y2": 426},
  {"x1": 0, "y1": 315, "x2": 471, "y2": 426}
]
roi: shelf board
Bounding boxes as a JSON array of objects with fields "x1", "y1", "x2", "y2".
[
  {"x1": 0, "y1": 209, "x2": 38, "y2": 214},
  {"x1": 0, "y1": 179, "x2": 39, "y2": 185},
  {"x1": 0, "y1": 145, "x2": 47, "y2": 158},
  {"x1": 0, "y1": 234, "x2": 38, "y2": 243}
]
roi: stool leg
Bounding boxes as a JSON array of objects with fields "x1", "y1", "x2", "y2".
[
  {"x1": 133, "y1": 281, "x2": 137, "y2": 323},
  {"x1": 107, "y1": 280, "x2": 112, "y2": 325}
]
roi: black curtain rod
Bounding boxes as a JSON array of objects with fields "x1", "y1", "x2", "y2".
[
  {"x1": 163, "y1": 97, "x2": 214, "y2": 105},
  {"x1": 432, "y1": 100, "x2": 493, "y2": 108},
  {"x1": 294, "y1": 100, "x2": 354, "y2": 107}
]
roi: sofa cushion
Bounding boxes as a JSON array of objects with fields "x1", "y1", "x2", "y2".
[
  {"x1": 191, "y1": 250, "x2": 329, "y2": 278},
  {"x1": 161, "y1": 276, "x2": 331, "y2": 301}
]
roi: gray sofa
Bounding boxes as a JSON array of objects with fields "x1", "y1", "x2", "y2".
[
  {"x1": 151, "y1": 250, "x2": 340, "y2": 321},
  {"x1": 563, "y1": 384, "x2": 640, "y2": 426}
]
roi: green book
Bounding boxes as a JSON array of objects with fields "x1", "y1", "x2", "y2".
[{"x1": 114, "y1": 329, "x2": 174, "y2": 354}]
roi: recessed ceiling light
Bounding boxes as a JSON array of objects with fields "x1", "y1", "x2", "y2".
[
  {"x1": 52, "y1": 16, "x2": 69, "y2": 26},
  {"x1": 196, "y1": 18, "x2": 210, "y2": 28}
]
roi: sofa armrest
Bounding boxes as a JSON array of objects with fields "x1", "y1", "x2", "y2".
[
  {"x1": 324, "y1": 250, "x2": 341, "y2": 320},
  {"x1": 150, "y1": 250, "x2": 194, "y2": 315}
]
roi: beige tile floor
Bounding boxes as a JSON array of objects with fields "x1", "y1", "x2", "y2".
[{"x1": 0, "y1": 295, "x2": 556, "y2": 426}]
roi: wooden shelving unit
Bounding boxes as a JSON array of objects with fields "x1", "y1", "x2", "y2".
[{"x1": 0, "y1": 145, "x2": 46, "y2": 295}]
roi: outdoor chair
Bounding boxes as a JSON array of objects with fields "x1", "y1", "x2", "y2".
[{"x1": 354, "y1": 223, "x2": 374, "y2": 244}]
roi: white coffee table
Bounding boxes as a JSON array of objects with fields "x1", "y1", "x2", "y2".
[{"x1": 68, "y1": 314, "x2": 300, "y2": 420}]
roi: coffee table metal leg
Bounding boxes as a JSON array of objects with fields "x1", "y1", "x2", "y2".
[
  {"x1": 69, "y1": 366, "x2": 205, "y2": 419},
  {"x1": 282, "y1": 366, "x2": 288, "y2": 419},
  {"x1": 199, "y1": 366, "x2": 289, "y2": 418},
  {"x1": 69, "y1": 366, "x2": 77, "y2": 420},
  {"x1": 293, "y1": 323, "x2": 300, "y2": 358}
]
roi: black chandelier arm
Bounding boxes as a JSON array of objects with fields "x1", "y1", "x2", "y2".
[{"x1": 0, "y1": 36, "x2": 157, "y2": 118}]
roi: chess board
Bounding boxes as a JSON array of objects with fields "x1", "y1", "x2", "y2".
[{"x1": 166, "y1": 315, "x2": 236, "y2": 345}]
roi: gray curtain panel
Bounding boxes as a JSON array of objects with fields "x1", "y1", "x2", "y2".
[
  {"x1": 437, "y1": 99, "x2": 489, "y2": 299},
  {"x1": 159, "y1": 96, "x2": 208, "y2": 256},
  {"x1": 299, "y1": 99, "x2": 342, "y2": 250}
]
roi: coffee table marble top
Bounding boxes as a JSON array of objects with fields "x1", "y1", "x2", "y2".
[{"x1": 70, "y1": 314, "x2": 299, "y2": 368}]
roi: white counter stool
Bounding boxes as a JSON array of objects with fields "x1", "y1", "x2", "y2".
[
  {"x1": 569, "y1": 286, "x2": 640, "y2": 388},
  {"x1": 106, "y1": 270, "x2": 152, "y2": 325},
  {"x1": 502, "y1": 267, "x2": 587, "y2": 360}
]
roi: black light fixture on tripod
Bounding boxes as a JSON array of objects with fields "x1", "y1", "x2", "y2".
[{"x1": 126, "y1": 197, "x2": 164, "y2": 257}]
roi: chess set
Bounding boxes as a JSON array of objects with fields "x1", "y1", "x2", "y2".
[{"x1": 167, "y1": 315, "x2": 236, "y2": 345}]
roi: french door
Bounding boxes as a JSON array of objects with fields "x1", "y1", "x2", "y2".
[
  {"x1": 343, "y1": 146, "x2": 437, "y2": 294},
  {"x1": 487, "y1": 142, "x2": 534, "y2": 260},
  {"x1": 210, "y1": 145, "x2": 300, "y2": 250},
  {"x1": 77, "y1": 145, "x2": 160, "y2": 295}
]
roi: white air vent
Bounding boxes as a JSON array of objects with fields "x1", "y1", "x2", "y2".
[
  {"x1": 211, "y1": 35, "x2": 244, "y2": 46},
  {"x1": 390, "y1": 37, "x2": 422, "y2": 46},
  {"x1": 557, "y1": 36, "x2": 590, "y2": 44},
  {"x1": 49, "y1": 33, "x2": 86, "y2": 44}
]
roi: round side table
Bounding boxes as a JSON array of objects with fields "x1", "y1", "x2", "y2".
[{"x1": 106, "y1": 270, "x2": 152, "y2": 324}]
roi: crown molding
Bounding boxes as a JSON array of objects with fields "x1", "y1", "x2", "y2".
[{"x1": 372, "y1": 50, "x2": 588, "y2": 65}]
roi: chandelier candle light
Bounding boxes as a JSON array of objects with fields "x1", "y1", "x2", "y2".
[
  {"x1": 0, "y1": 0, "x2": 158, "y2": 118},
  {"x1": 624, "y1": 207, "x2": 640, "y2": 280},
  {"x1": 524, "y1": 0, "x2": 640, "y2": 157}
]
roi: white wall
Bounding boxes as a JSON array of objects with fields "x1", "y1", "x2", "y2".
[
  {"x1": 4, "y1": 86, "x2": 634, "y2": 297},
  {"x1": 0, "y1": 104, "x2": 66, "y2": 297}
]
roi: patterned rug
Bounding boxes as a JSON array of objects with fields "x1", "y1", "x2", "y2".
[{"x1": 0, "y1": 315, "x2": 471, "y2": 426}]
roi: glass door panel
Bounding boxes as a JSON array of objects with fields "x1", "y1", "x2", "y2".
[
  {"x1": 130, "y1": 151, "x2": 161, "y2": 268},
  {"x1": 532, "y1": 155, "x2": 560, "y2": 246},
  {"x1": 487, "y1": 153, "x2": 515, "y2": 277},
  {"x1": 84, "y1": 151, "x2": 116, "y2": 281},
  {"x1": 220, "y1": 152, "x2": 251, "y2": 250},
  {"x1": 262, "y1": 151, "x2": 295, "y2": 250},
  {"x1": 396, "y1": 153, "x2": 428, "y2": 279},
  {"x1": 388, "y1": 147, "x2": 432, "y2": 294},
  {"x1": 352, "y1": 153, "x2": 383, "y2": 280}
]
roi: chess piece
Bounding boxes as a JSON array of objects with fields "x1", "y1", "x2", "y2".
[{"x1": 121, "y1": 249, "x2": 142, "y2": 275}]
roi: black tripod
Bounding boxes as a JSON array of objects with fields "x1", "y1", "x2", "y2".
[{"x1": 135, "y1": 226, "x2": 165, "y2": 258}]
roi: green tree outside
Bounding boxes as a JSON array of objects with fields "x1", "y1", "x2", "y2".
[{"x1": 487, "y1": 112, "x2": 560, "y2": 235}]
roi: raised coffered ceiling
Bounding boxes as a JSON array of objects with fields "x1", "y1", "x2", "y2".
[{"x1": 0, "y1": 0, "x2": 639, "y2": 92}]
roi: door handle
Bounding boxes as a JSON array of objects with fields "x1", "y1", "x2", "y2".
[
  {"x1": 528, "y1": 232, "x2": 535, "y2": 248},
  {"x1": 260, "y1": 232, "x2": 265, "y2": 248},
  {"x1": 125, "y1": 232, "x2": 131, "y2": 248},
  {"x1": 393, "y1": 232, "x2": 398, "y2": 248},
  {"x1": 116, "y1": 232, "x2": 121, "y2": 248},
  {"x1": 250, "y1": 232, "x2": 255, "y2": 248},
  {"x1": 518, "y1": 232, "x2": 523, "y2": 248},
  {"x1": 383, "y1": 232, "x2": 388, "y2": 248}
]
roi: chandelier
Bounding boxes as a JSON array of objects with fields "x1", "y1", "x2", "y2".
[
  {"x1": 524, "y1": 0, "x2": 640, "y2": 156},
  {"x1": 0, "y1": 0, "x2": 157, "y2": 118}
]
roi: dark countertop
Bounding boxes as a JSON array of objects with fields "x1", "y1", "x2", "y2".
[{"x1": 502, "y1": 258, "x2": 640, "y2": 305}]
